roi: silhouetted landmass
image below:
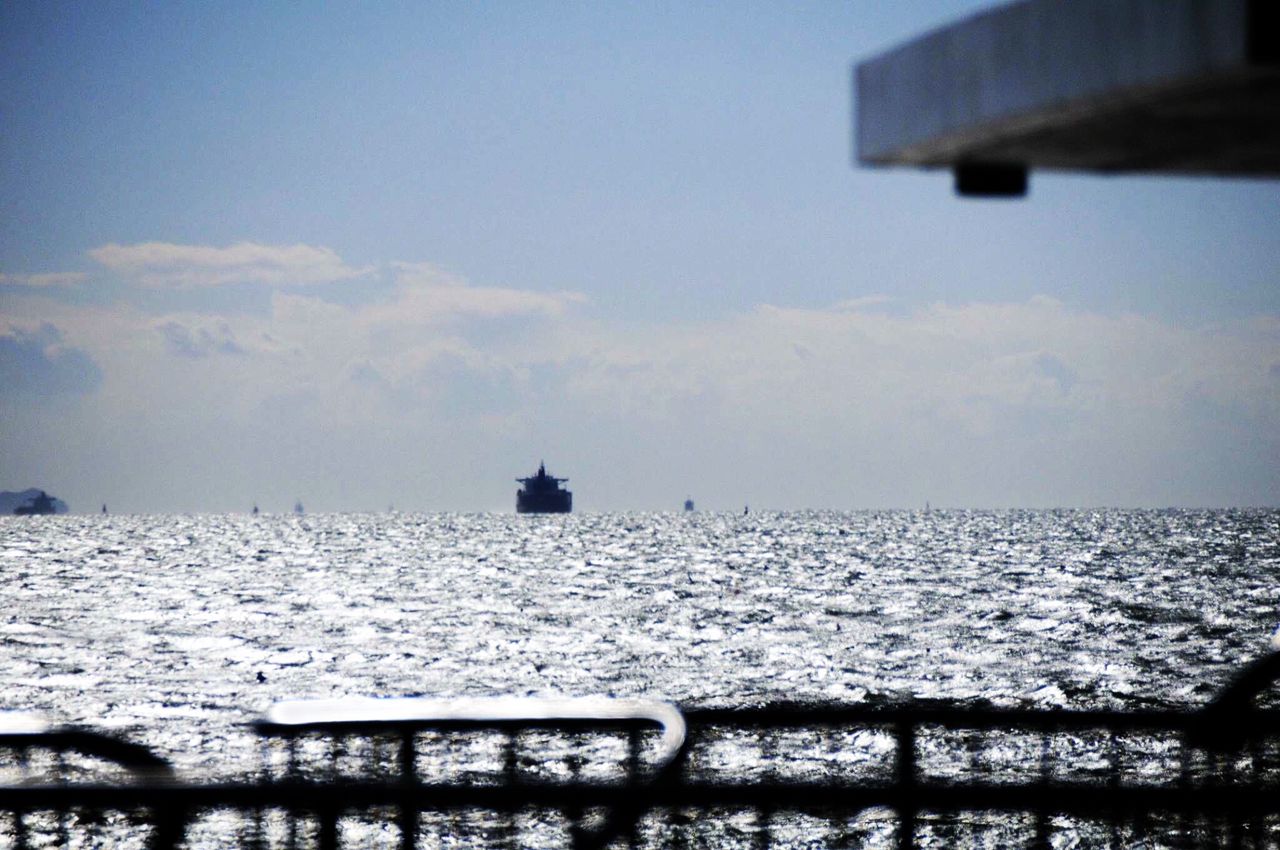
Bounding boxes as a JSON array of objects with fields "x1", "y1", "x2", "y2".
[{"x1": 1, "y1": 488, "x2": 69, "y2": 515}]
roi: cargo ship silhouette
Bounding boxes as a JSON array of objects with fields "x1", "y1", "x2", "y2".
[
  {"x1": 13, "y1": 490, "x2": 58, "y2": 515},
  {"x1": 516, "y1": 462, "x2": 572, "y2": 513}
]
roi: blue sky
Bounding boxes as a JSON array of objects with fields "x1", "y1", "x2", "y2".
[{"x1": 3, "y1": 1, "x2": 1278, "y2": 512}]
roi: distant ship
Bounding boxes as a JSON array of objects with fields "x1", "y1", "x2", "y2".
[
  {"x1": 516, "y1": 462, "x2": 572, "y2": 514},
  {"x1": 684, "y1": 498, "x2": 695, "y2": 512},
  {"x1": 294, "y1": 500, "x2": 304, "y2": 515},
  {"x1": 14, "y1": 490, "x2": 57, "y2": 516}
]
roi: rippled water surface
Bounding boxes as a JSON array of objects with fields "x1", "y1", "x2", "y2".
[{"x1": 3, "y1": 510, "x2": 1278, "y2": 777}]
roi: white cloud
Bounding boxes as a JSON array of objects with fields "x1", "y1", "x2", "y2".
[
  {"x1": 88, "y1": 241, "x2": 372, "y2": 288},
  {"x1": 385, "y1": 262, "x2": 586, "y2": 322},
  {"x1": 831, "y1": 294, "x2": 893, "y2": 312},
  {"x1": 260, "y1": 262, "x2": 586, "y2": 414},
  {"x1": 0, "y1": 272, "x2": 88, "y2": 287}
]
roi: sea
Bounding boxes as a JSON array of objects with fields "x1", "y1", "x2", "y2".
[
  {"x1": 4, "y1": 508, "x2": 1278, "y2": 773},
  {"x1": 2, "y1": 509, "x2": 1279, "y2": 845}
]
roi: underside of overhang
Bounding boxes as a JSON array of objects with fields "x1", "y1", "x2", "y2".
[{"x1": 855, "y1": 0, "x2": 1280, "y2": 194}]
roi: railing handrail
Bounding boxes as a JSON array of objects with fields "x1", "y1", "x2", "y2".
[
  {"x1": 254, "y1": 695, "x2": 685, "y2": 761},
  {"x1": 0, "y1": 711, "x2": 173, "y2": 777},
  {"x1": 683, "y1": 703, "x2": 1280, "y2": 736}
]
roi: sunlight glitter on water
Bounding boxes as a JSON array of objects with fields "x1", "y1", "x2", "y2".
[{"x1": 2, "y1": 509, "x2": 1278, "y2": 777}]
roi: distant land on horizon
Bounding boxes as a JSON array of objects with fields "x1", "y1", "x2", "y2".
[{"x1": 0, "y1": 488, "x2": 69, "y2": 515}]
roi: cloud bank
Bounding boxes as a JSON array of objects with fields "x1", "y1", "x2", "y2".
[
  {"x1": 89, "y1": 241, "x2": 372, "y2": 288},
  {"x1": 3, "y1": 242, "x2": 1277, "y2": 511}
]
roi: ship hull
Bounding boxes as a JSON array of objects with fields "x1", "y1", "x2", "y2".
[{"x1": 516, "y1": 491, "x2": 572, "y2": 514}]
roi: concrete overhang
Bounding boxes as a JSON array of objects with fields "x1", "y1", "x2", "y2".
[{"x1": 855, "y1": 0, "x2": 1280, "y2": 195}]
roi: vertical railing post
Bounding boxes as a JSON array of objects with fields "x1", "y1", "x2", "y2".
[
  {"x1": 14, "y1": 809, "x2": 29, "y2": 850},
  {"x1": 398, "y1": 729, "x2": 417, "y2": 850},
  {"x1": 318, "y1": 731, "x2": 341, "y2": 850},
  {"x1": 250, "y1": 736, "x2": 271, "y2": 850},
  {"x1": 503, "y1": 731, "x2": 518, "y2": 784},
  {"x1": 318, "y1": 809, "x2": 338, "y2": 850},
  {"x1": 627, "y1": 727, "x2": 643, "y2": 849},
  {"x1": 757, "y1": 727, "x2": 779, "y2": 850},
  {"x1": 1033, "y1": 733, "x2": 1052, "y2": 848},
  {"x1": 503, "y1": 731, "x2": 520, "y2": 850},
  {"x1": 13, "y1": 745, "x2": 30, "y2": 850},
  {"x1": 1108, "y1": 731, "x2": 1122, "y2": 849},
  {"x1": 55, "y1": 748, "x2": 70, "y2": 848},
  {"x1": 565, "y1": 747, "x2": 586, "y2": 849},
  {"x1": 896, "y1": 720, "x2": 917, "y2": 850}
]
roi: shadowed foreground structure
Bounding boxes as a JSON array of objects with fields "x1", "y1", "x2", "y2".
[
  {"x1": 3, "y1": 655, "x2": 1280, "y2": 848},
  {"x1": 856, "y1": 0, "x2": 1280, "y2": 195}
]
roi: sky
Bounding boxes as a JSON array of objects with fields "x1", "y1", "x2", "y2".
[{"x1": 2, "y1": 1, "x2": 1278, "y2": 513}]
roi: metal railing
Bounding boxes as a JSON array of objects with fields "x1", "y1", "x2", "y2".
[
  {"x1": 252, "y1": 696, "x2": 685, "y2": 850},
  {"x1": 0, "y1": 711, "x2": 180, "y2": 849},
  {"x1": 3, "y1": 654, "x2": 1280, "y2": 848}
]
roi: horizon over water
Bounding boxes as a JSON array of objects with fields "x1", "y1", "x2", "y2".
[{"x1": 3, "y1": 508, "x2": 1279, "y2": 781}]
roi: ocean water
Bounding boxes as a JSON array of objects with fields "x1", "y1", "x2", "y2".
[{"x1": 2, "y1": 508, "x2": 1279, "y2": 783}]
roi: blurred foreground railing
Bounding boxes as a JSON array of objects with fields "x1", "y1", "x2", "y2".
[{"x1": 4, "y1": 655, "x2": 1280, "y2": 849}]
